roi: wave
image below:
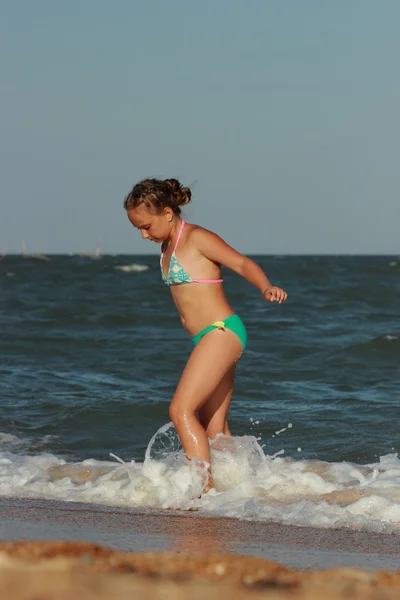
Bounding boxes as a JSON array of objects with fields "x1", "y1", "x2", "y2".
[
  {"x1": 115, "y1": 264, "x2": 149, "y2": 273},
  {"x1": 1, "y1": 424, "x2": 400, "y2": 533}
]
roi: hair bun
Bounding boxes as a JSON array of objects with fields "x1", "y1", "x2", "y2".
[{"x1": 164, "y1": 178, "x2": 191, "y2": 207}]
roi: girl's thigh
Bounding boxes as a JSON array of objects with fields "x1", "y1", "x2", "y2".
[{"x1": 170, "y1": 329, "x2": 242, "y2": 415}]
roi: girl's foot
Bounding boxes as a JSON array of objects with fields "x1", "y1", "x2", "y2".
[
  {"x1": 183, "y1": 454, "x2": 214, "y2": 496},
  {"x1": 202, "y1": 472, "x2": 214, "y2": 495}
]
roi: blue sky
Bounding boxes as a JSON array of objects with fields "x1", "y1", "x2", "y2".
[{"x1": 1, "y1": 0, "x2": 399, "y2": 254}]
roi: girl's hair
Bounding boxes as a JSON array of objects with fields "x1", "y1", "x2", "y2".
[{"x1": 123, "y1": 178, "x2": 191, "y2": 215}]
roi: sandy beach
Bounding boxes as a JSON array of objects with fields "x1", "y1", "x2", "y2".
[
  {"x1": 1, "y1": 539, "x2": 400, "y2": 599},
  {"x1": 1, "y1": 497, "x2": 399, "y2": 571},
  {"x1": 1, "y1": 497, "x2": 400, "y2": 598}
]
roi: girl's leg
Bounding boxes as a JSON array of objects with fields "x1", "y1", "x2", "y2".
[
  {"x1": 169, "y1": 329, "x2": 242, "y2": 490},
  {"x1": 198, "y1": 364, "x2": 236, "y2": 440}
]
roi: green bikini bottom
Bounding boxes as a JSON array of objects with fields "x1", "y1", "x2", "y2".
[{"x1": 191, "y1": 314, "x2": 247, "y2": 350}]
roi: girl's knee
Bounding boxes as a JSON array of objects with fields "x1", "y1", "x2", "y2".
[{"x1": 169, "y1": 401, "x2": 193, "y2": 426}]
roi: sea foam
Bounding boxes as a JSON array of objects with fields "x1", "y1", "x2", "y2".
[{"x1": 1, "y1": 424, "x2": 400, "y2": 533}]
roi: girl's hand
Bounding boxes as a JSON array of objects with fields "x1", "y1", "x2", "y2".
[{"x1": 263, "y1": 286, "x2": 287, "y2": 304}]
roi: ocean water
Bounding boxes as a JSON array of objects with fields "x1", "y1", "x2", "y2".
[{"x1": 0, "y1": 254, "x2": 399, "y2": 532}]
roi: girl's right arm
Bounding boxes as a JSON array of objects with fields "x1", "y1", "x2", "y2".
[
  {"x1": 241, "y1": 258, "x2": 287, "y2": 303},
  {"x1": 193, "y1": 228, "x2": 287, "y2": 303}
]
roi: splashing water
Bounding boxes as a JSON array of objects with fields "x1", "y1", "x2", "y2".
[{"x1": 1, "y1": 424, "x2": 400, "y2": 532}]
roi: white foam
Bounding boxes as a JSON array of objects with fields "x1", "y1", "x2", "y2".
[
  {"x1": 0, "y1": 432, "x2": 57, "y2": 451},
  {"x1": 0, "y1": 434, "x2": 21, "y2": 445},
  {"x1": 115, "y1": 264, "x2": 149, "y2": 273},
  {"x1": 1, "y1": 425, "x2": 400, "y2": 532}
]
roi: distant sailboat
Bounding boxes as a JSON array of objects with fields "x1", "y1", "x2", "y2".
[
  {"x1": 34, "y1": 252, "x2": 51, "y2": 262},
  {"x1": 21, "y1": 240, "x2": 50, "y2": 261},
  {"x1": 34, "y1": 242, "x2": 51, "y2": 261},
  {"x1": 92, "y1": 236, "x2": 102, "y2": 260}
]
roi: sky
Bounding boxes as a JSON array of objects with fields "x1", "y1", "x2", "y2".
[{"x1": 1, "y1": 0, "x2": 399, "y2": 255}]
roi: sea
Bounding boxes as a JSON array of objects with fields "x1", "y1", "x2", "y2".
[{"x1": 1, "y1": 253, "x2": 399, "y2": 534}]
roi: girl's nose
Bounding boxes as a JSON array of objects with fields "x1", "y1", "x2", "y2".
[{"x1": 141, "y1": 230, "x2": 149, "y2": 240}]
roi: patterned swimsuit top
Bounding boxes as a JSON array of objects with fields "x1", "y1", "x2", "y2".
[{"x1": 160, "y1": 220, "x2": 223, "y2": 286}]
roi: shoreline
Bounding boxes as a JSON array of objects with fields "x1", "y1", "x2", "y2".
[{"x1": 1, "y1": 497, "x2": 399, "y2": 572}]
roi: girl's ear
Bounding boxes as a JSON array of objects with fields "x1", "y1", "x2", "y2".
[{"x1": 164, "y1": 207, "x2": 174, "y2": 222}]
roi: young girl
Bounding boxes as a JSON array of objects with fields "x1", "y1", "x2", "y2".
[{"x1": 124, "y1": 178, "x2": 287, "y2": 493}]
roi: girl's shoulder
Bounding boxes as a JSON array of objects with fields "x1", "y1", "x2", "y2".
[
  {"x1": 186, "y1": 221, "x2": 243, "y2": 265},
  {"x1": 185, "y1": 223, "x2": 230, "y2": 259},
  {"x1": 185, "y1": 222, "x2": 218, "y2": 241}
]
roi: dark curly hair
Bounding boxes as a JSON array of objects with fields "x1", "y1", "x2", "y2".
[{"x1": 123, "y1": 178, "x2": 191, "y2": 216}]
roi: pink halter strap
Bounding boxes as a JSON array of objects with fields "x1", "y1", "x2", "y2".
[{"x1": 173, "y1": 220, "x2": 185, "y2": 253}]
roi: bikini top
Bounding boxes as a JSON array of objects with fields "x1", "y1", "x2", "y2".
[{"x1": 160, "y1": 220, "x2": 223, "y2": 286}]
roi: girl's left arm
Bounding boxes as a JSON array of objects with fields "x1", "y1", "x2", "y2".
[{"x1": 193, "y1": 228, "x2": 287, "y2": 303}]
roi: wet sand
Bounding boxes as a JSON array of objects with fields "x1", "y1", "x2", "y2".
[{"x1": 0, "y1": 497, "x2": 399, "y2": 571}]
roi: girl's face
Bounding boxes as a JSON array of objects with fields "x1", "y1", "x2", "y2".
[{"x1": 127, "y1": 205, "x2": 173, "y2": 244}]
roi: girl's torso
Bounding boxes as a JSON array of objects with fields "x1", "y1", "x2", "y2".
[{"x1": 160, "y1": 220, "x2": 234, "y2": 336}]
